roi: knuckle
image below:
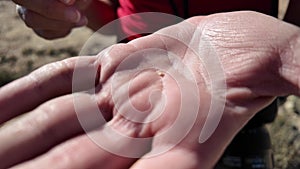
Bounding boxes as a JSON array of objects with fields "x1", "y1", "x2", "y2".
[
  {"x1": 27, "y1": 59, "x2": 72, "y2": 92},
  {"x1": 48, "y1": 145, "x2": 74, "y2": 167},
  {"x1": 13, "y1": 108, "x2": 54, "y2": 142},
  {"x1": 57, "y1": 59, "x2": 76, "y2": 81},
  {"x1": 49, "y1": 59, "x2": 75, "y2": 84},
  {"x1": 27, "y1": 71, "x2": 44, "y2": 95},
  {"x1": 36, "y1": 59, "x2": 73, "y2": 80},
  {"x1": 31, "y1": 108, "x2": 56, "y2": 139}
]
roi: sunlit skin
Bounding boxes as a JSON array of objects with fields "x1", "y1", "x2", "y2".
[{"x1": 0, "y1": 11, "x2": 300, "y2": 169}]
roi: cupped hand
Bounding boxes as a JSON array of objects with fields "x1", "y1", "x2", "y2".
[
  {"x1": 1, "y1": 11, "x2": 300, "y2": 169},
  {"x1": 14, "y1": 0, "x2": 91, "y2": 39}
]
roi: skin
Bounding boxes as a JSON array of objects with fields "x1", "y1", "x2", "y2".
[
  {"x1": 13, "y1": 0, "x2": 116, "y2": 39},
  {"x1": 1, "y1": 11, "x2": 300, "y2": 169}
]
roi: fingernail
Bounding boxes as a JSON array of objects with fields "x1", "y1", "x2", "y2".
[
  {"x1": 65, "y1": 9, "x2": 80, "y2": 23},
  {"x1": 16, "y1": 5, "x2": 26, "y2": 20},
  {"x1": 76, "y1": 16, "x2": 88, "y2": 27}
]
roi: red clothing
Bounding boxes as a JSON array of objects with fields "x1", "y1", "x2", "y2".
[{"x1": 116, "y1": 0, "x2": 277, "y2": 40}]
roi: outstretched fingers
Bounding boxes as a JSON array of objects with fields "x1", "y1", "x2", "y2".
[
  {"x1": 0, "y1": 91, "x2": 109, "y2": 169},
  {"x1": 10, "y1": 120, "x2": 151, "y2": 169},
  {"x1": 0, "y1": 56, "x2": 98, "y2": 124}
]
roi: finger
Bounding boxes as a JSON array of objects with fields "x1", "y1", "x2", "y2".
[
  {"x1": 0, "y1": 56, "x2": 98, "y2": 124},
  {"x1": 11, "y1": 124, "x2": 149, "y2": 169},
  {"x1": 20, "y1": 9, "x2": 87, "y2": 31},
  {"x1": 130, "y1": 147, "x2": 204, "y2": 169},
  {"x1": 34, "y1": 29, "x2": 72, "y2": 39},
  {"x1": 95, "y1": 69, "x2": 163, "y2": 124},
  {"x1": 98, "y1": 43, "x2": 138, "y2": 83},
  {"x1": 111, "y1": 70, "x2": 164, "y2": 124},
  {"x1": 13, "y1": 0, "x2": 82, "y2": 23},
  {"x1": 99, "y1": 28, "x2": 194, "y2": 84},
  {"x1": 99, "y1": 36, "x2": 169, "y2": 84},
  {"x1": 11, "y1": 134, "x2": 136, "y2": 169},
  {"x1": 0, "y1": 92, "x2": 108, "y2": 168}
]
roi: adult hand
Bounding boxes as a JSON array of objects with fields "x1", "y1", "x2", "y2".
[
  {"x1": 14, "y1": 0, "x2": 91, "y2": 39},
  {"x1": 0, "y1": 11, "x2": 300, "y2": 169}
]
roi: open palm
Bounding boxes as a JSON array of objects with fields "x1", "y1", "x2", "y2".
[{"x1": 0, "y1": 11, "x2": 300, "y2": 169}]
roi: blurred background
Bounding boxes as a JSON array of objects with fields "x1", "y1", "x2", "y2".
[{"x1": 0, "y1": 0, "x2": 299, "y2": 168}]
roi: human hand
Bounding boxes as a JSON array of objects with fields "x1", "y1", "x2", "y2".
[
  {"x1": 1, "y1": 11, "x2": 300, "y2": 169},
  {"x1": 14, "y1": 0, "x2": 91, "y2": 39}
]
